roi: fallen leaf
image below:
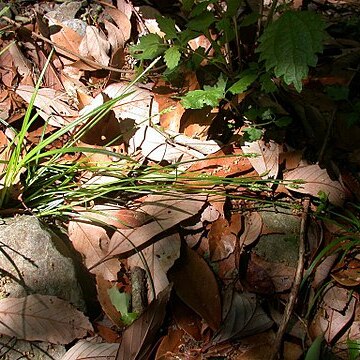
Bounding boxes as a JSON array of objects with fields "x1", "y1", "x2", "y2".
[
  {"x1": 208, "y1": 218, "x2": 237, "y2": 261},
  {"x1": 104, "y1": 7, "x2": 132, "y2": 45},
  {"x1": 155, "y1": 328, "x2": 187, "y2": 360},
  {"x1": 128, "y1": 234, "x2": 181, "y2": 300},
  {"x1": 107, "y1": 193, "x2": 206, "y2": 259},
  {"x1": 213, "y1": 291, "x2": 273, "y2": 343},
  {"x1": 79, "y1": 26, "x2": 111, "y2": 66},
  {"x1": 16, "y1": 85, "x2": 77, "y2": 127},
  {"x1": 284, "y1": 164, "x2": 346, "y2": 206},
  {"x1": 168, "y1": 245, "x2": 222, "y2": 331},
  {"x1": 0, "y1": 295, "x2": 93, "y2": 344},
  {"x1": 239, "y1": 211, "x2": 263, "y2": 247},
  {"x1": 68, "y1": 221, "x2": 120, "y2": 281},
  {"x1": 241, "y1": 140, "x2": 281, "y2": 179},
  {"x1": 62, "y1": 340, "x2": 119, "y2": 360},
  {"x1": 116, "y1": 285, "x2": 172, "y2": 360}
]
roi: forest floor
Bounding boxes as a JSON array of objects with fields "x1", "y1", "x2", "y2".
[{"x1": 0, "y1": 0, "x2": 360, "y2": 359}]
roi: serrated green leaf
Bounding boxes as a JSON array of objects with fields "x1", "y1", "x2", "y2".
[
  {"x1": 164, "y1": 46, "x2": 181, "y2": 69},
  {"x1": 156, "y1": 16, "x2": 177, "y2": 40},
  {"x1": 243, "y1": 127, "x2": 263, "y2": 141},
  {"x1": 190, "y1": 46, "x2": 206, "y2": 69},
  {"x1": 187, "y1": 12, "x2": 216, "y2": 31},
  {"x1": 181, "y1": 75, "x2": 227, "y2": 109},
  {"x1": 182, "y1": 0, "x2": 194, "y2": 12},
  {"x1": 190, "y1": 0, "x2": 217, "y2": 17},
  {"x1": 259, "y1": 72, "x2": 277, "y2": 93},
  {"x1": 228, "y1": 72, "x2": 258, "y2": 94},
  {"x1": 130, "y1": 34, "x2": 165, "y2": 60},
  {"x1": 226, "y1": 0, "x2": 241, "y2": 17},
  {"x1": 256, "y1": 11, "x2": 326, "y2": 92},
  {"x1": 216, "y1": 17, "x2": 236, "y2": 43}
]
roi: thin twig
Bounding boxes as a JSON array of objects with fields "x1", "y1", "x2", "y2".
[{"x1": 269, "y1": 197, "x2": 310, "y2": 360}]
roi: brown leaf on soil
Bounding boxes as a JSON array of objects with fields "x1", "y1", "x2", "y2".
[
  {"x1": 68, "y1": 221, "x2": 120, "y2": 281},
  {"x1": 187, "y1": 144, "x2": 253, "y2": 178},
  {"x1": 168, "y1": 245, "x2": 222, "y2": 331},
  {"x1": 15, "y1": 85, "x2": 78, "y2": 127},
  {"x1": 239, "y1": 211, "x2": 263, "y2": 247},
  {"x1": 241, "y1": 140, "x2": 281, "y2": 179},
  {"x1": 128, "y1": 234, "x2": 181, "y2": 300},
  {"x1": 96, "y1": 275, "x2": 124, "y2": 328},
  {"x1": 284, "y1": 164, "x2": 346, "y2": 206},
  {"x1": 0, "y1": 295, "x2": 93, "y2": 344},
  {"x1": 116, "y1": 285, "x2": 172, "y2": 360},
  {"x1": 79, "y1": 26, "x2": 111, "y2": 66},
  {"x1": 104, "y1": 7, "x2": 132, "y2": 45},
  {"x1": 62, "y1": 340, "x2": 119, "y2": 360},
  {"x1": 155, "y1": 328, "x2": 187, "y2": 360},
  {"x1": 208, "y1": 218, "x2": 237, "y2": 261},
  {"x1": 107, "y1": 193, "x2": 206, "y2": 260}
]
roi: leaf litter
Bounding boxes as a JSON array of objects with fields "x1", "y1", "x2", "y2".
[{"x1": 0, "y1": 0, "x2": 359, "y2": 359}]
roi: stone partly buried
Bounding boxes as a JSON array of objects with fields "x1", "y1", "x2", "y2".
[{"x1": 0, "y1": 216, "x2": 89, "y2": 360}]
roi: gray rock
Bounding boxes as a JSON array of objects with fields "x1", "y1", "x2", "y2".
[{"x1": 0, "y1": 215, "x2": 85, "y2": 311}]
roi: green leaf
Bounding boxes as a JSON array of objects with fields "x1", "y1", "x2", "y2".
[
  {"x1": 156, "y1": 16, "x2": 177, "y2": 40},
  {"x1": 189, "y1": 46, "x2": 206, "y2": 69},
  {"x1": 243, "y1": 127, "x2": 263, "y2": 142},
  {"x1": 256, "y1": 11, "x2": 326, "y2": 92},
  {"x1": 190, "y1": 0, "x2": 217, "y2": 17},
  {"x1": 304, "y1": 335, "x2": 323, "y2": 360},
  {"x1": 216, "y1": 17, "x2": 236, "y2": 43},
  {"x1": 228, "y1": 71, "x2": 258, "y2": 94},
  {"x1": 240, "y1": 12, "x2": 260, "y2": 27},
  {"x1": 259, "y1": 72, "x2": 277, "y2": 93},
  {"x1": 130, "y1": 34, "x2": 165, "y2": 60},
  {"x1": 182, "y1": 0, "x2": 194, "y2": 12},
  {"x1": 187, "y1": 12, "x2": 216, "y2": 31},
  {"x1": 164, "y1": 46, "x2": 181, "y2": 69},
  {"x1": 181, "y1": 75, "x2": 227, "y2": 109},
  {"x1": 107, "y1": 286, "x2": 137, "y2": 326},
  {"x1": 226, "y1": 0, "x2": 241, "y2": 17},
  {"x1": 325, "y1": 85, "x2": 349, "y2": 101},
  {"x1": 347, "y1": 338, "x2": 360, "y2": 360},
  {"x1": 275, "y1": 116, "x2": 292, "y2": 127}
]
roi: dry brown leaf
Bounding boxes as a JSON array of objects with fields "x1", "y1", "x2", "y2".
[
  {"x1": 107, "y1": 193, "x2": 206, "y2": 260},
  {"x1": 241, "y1": 140, "x2": 281, "y2": 179},
  {"x1": 79, "y1": 26, "x2": 111, "y2": 66},
  {"x1": 103, "y1": 82, "x2": 160, "y2": 124},
  {"x1": 68, "y1": 221, "x2": 120, "y2": 281},
  {"x1": 240, "y1": 211, "x2": 263, "y2": 247},
  {"x1": 0, "y1": 295, "x2": 93, "y2": 344},
  {"x1": 8, "y1": 42, "x2": 33, "y2": 86},
  {"x1": 62, "y1": 340, "x2": 119, "y2": 360},
  {"x1": 50, "y1": 24, "x2": 83, "y2": 64},
  {"x1": 104, "y1": 7, "x2": 132, "y2": 44},
  {"x1": 284, "y1": 164, "x2": 346, "y2": 206},
  {"x1": 96, "y1": 275, "x2": 124, "y2": 328},
  {"x1": 116, "y1": 285, "x2": 171, "y2": 360},
  {"x1": 128, "y1": 234, "x2": 181, "y2": 300},
  {"x1": 155, "y1": 328, "x2": 187, "y2": 360},
  {"x1": 15, "y1": 85, "x2": 77, "y2": 127},
  {"x1": 208, "y1": 218, "x2": 237, "y2": 261},
  {"x1": 168, "y1": 245, "x2": 222, "y2": 331}
]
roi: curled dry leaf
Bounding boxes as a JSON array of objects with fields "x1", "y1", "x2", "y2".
[
  {"x1": 241, "y1": 140, "x2": 281, "y2": 179},
  {"x1": 16, "y1": 85, "x2": 78, "y2": 127},
  {"x1": 79, "y1": 26, "x2": 111, "y2": 66},
  {"x1": 104, "y1": 7, "x2": 132, "y2": 46},
  {"x1": 0, "y1": 295, "x2": 93, "y2": 344},
  {"x1": 62, "y1": 340, "x2": 119, "y2": 360},
  {"x1": 68, "y1": 221, "x2": 120, "y2": 281},
  {"x1": 239, "y1": 211, "x2": 263, "y2": 247},
  {"x1": 284, "y1": 164, "x2": 346, "y2": 206},
  {"x1": 208, "y1": 218, "x2": 237, "y2": 261},
  {"x1": 116, "y1": 285, "x2": 172, "y2": 360},
  {"x1": 168, "y1": 245, "x2": 222, "y2": 331},
  {"x1": 128, "y1": 234, "x2": 181, "y2": 300},
  {"x1": 107, "y1": 193, "x2": 206, "y2": 260}
]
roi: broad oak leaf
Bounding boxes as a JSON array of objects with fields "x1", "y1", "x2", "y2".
[
  {"x1": 284, "y1": 164, "x2": 346, "y2": 206},
  {"x1": 106, "y1": 193, "x2": 206, "y2": 260},
  {"x1": 0, "y1": 295, "x2": 93, "y2": 344}
]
